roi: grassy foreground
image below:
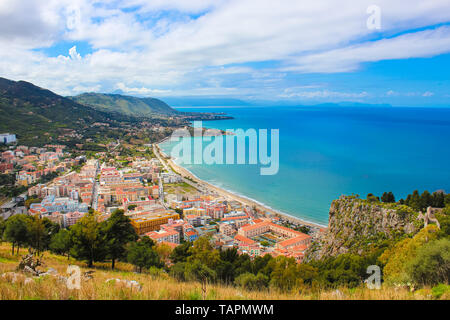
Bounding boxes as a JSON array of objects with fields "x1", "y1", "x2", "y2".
[{"x1": 0, "y1": 243, "x2": 440, "y2": 300}]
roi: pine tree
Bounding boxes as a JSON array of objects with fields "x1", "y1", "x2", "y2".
[
  {"x1": 408, "y1": 190, "x2": 422, "y2": 211},
  {"x1": 70, "y1": 213, "x2": 107, "y2": 267},
  {"x1": 49, "y1": 229, "x2": 72, "y2": 259},
  {"x1": 431, "y1": 191, "x2": 445, "y2": 208},
  {"x1": 381, "y1": 192, "x2": 395, "y2": 203},
  {"x1": 103, "y1": 209, "x2": 138, "y2": 269},
  {"x1": 420, "y1": 190, "x2": 433, "y2": 211},
  {"x1": 3, "y1": 214, "x2": 31, "y2": 255},
  {"x1": 127, "y1": 236, "x2": 161, "y2": 273}
]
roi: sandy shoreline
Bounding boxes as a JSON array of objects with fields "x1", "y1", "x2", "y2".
[{"x1": 154, "y1": 144, "x2": 326, "y2": 229}]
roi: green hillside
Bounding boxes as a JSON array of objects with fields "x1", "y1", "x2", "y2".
[
  {"x1": 70, "y1": 93, "x2": 178, "y2": 117},
  {"x1": 0, "y1": 77, "x2": 140, "y2": 146}
]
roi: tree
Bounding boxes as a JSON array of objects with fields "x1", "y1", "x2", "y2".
[
  {"x1": 187, "y1": 237, "x2": 220, "y2": 269},
  {"x1": 49, "y1": 229, "x2": 72, "y2": 259},
  {"x1": 170, "y1": 241, "x2": 192, "y2": 263},
  {"x1": 70, "y1": 213, "x2": 107, "y2": 267},
  {"x1": 155, "y1": 242, "x2": 173, "y2": 265},
  {"x1": 41, "y1": 218, "x2": 60, "y2": 250},
  {"x1": 436, "y1": 210, "x2": 450, "y2": 239},
  {"x1": 27, "y1": 216, "x2": 46, "y2": 254},
  {"x1": 379, "y1": 225, "x2": 440, "y2": 285},
  {"x1": 297, "y1": 226, "x2": 311, "y2": 234},
  {"x1": 297, "y1": 264, "x2": 319, "y2": 285},
  {"x1": 25, "y1": 198, "x2": 41, "y2": 209},
  {"x1": 381, "y1": 191, "x2": 395, "y2": 203},
  {"x1": 252, "y1": 254, "x2": 274, "y2": 276},
  {"x1": 170, "y1": 262, "x2": 187, "y2": 281},
  {"x1": 431, "y1": 191, "x2": 445, "y2": 208},
  {"x1": 420, "y1": 190, "x2": 433, "y2": 211},
  {"x1": 268, "y1": 256, "x2": 300, "y2": 291},
  {"x1": 407, "y1": 190, "x2": 422, "y2": 211},
  {"x1": 407, "y1": 238, "x2": 450, "y2": 286},
  {"x1": 184, "y1": 259, "x2": 216, "y2": 283},
  {"x1": 3, "y1": 214, "x2": 31, "y2": 255},
  {"x1": 103, "y1": 209, "x2": 138, "y2": 269},
  {"x1": 234, "y1": 272, "x2": 269, "y2": 290},
  {"x1": 127, "y1": 236, "x2": 161, "y2": 272},
  {"x1": 445, "y1": 194, "x2": 450, "y2": 207},
  {"x1": 366, "y1": 193, "x2": 379, "y2": 202}
]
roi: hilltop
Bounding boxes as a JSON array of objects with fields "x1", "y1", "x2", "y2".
[
  {"x1": 0, "y1": 78, "x2": 142, "y2": 146},
  {"x1": 70, "y1": 93, "x2": 178, "y2": 118},
  {"x1": 70, "y1": 92, "x2": 233, "y2": 121},
  {"x1": 306, "y1": 195, "x2": 423, "y2": 261},
  {"x1": 0, "y1": 77, "x2": 232, "y2": 147}
]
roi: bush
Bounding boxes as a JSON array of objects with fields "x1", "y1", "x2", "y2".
[
  {"x1": 407, "y1": 238, "x2": 450, "y2": 286},
  {"x1": 170, "y1": 262, "x2": 187, "y2": 281},
  {"x1": 234, "y1": 272, "x2": 269, "y2": 291},
  {"x1": 431, "y1": 284, "x2": 450, "y2": 299}
]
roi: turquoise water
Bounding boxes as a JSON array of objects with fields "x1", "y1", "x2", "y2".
[{"x1": 160, "y1": 106, "x2": 450, "y2": 226}]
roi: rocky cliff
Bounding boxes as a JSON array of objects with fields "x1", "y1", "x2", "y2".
[{"x1": 306, "y1": 195, "x2": 423, "y2": 261}]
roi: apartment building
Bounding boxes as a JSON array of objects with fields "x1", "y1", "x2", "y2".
[
  {"x1": 130, "y1": 211, "x2": 180, "y2": 235},
  {"x1": 146, "y1": 228, "x2": 180, "y2": 244}
]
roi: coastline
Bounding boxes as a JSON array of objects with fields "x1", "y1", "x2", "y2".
[{"x1": 155, "y1": 143, "x2": 327, "y2": 229}]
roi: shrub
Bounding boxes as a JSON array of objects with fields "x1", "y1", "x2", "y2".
[
  {"x1": 407, "y1": 238, "x2": 450, "y2": 286},
  {"x1": 431, "y1": 284, "x2": 450, "y2": 299},
  {"x1": 234, "y1": 272, "x2": 269, "y2": 291}
]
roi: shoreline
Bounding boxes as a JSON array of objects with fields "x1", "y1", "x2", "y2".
[{"x1": 155, "y1": 143, "x2": 327, "y2": 229}]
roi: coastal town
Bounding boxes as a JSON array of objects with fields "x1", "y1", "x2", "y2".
[{"x1": 0, "y1": 132, "x2": 324, "y2": 264}]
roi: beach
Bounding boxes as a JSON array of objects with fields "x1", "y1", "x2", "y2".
[{"x1": 154, "y1": 143, "x2": 326, "y2": 230}]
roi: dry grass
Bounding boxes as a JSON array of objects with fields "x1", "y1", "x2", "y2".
[{"x1": 0, "y1": 243, "x2": 440, "y2": 300}]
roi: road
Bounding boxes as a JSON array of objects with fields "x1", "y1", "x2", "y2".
[
  {"x1": 152, "y1": 144, "x2": 207, "y2": 195},
  {"x1": 91, "y1": 160, "x2": 100, "y2": 210}
]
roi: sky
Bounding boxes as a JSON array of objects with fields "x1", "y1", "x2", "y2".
[{"x1": 1, "y1": 0, "x2": 450, "y2": 106}]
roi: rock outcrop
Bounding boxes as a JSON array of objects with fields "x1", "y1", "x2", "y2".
[{"x1": 305, "y1": 195, "x2": 422, "y2": 261}]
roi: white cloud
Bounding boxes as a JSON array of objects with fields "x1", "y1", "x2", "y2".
[
  {"x1": 69, "y1": 46, "x2": 82, "y2": 60},
  {"x1": 0, "y1": 0, "x2": 450, "y2": 98},
  {"x1": 386, "y1": 90, "x2": 396, "y2": 96},
  {"x1": 423, "y1": 91, "x2": 434, "y2": 97},
  {"x1": 125, "y1": 0, "x2": 222, "y2": 14},
  {"x1": 286, "y1": 26, "x2": 450, "y2": 73},
  {"x1": 116, "y1": 82, "x2": 172, "y2": 95}
]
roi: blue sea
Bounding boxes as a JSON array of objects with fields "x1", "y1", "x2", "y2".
[{"x1": 160, "y1": 106, "x2": 450, "y2": 226}]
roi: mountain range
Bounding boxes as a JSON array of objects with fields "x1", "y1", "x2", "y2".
[
  {"x1": 0, "y1": 77, "x2": 234, "y2": 146},
  {"x1": 70, "y1": 93, "x2": 178, "y2": 117},
  {"x1": 0, "y1": 77, "x2": 182, "y2": 146}
]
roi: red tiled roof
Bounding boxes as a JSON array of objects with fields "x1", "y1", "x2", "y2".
[
  {"x1": 234, "y1": 234, "x2": 255, "y2": 245},
  {"x1": 146, "y1": 229, "x2": 178, "y2": 239},
  {"x1": 240, "y1": 221, "x2": 271, "y2": 232},
  {"x1": 221, "y1": 215, "x2": 248, "y2": 222},
  {"x1": 278, "y1": 234, "x2": 311, "y2": 248}
]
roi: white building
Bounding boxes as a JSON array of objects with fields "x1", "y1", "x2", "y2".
[{"x1": 0, "y1": 133, "x2": 16, "y2": 144}]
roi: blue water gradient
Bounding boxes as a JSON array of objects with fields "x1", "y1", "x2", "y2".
[{"x1": 160, "y1": 106, "x2": 450, "y2": 225}]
